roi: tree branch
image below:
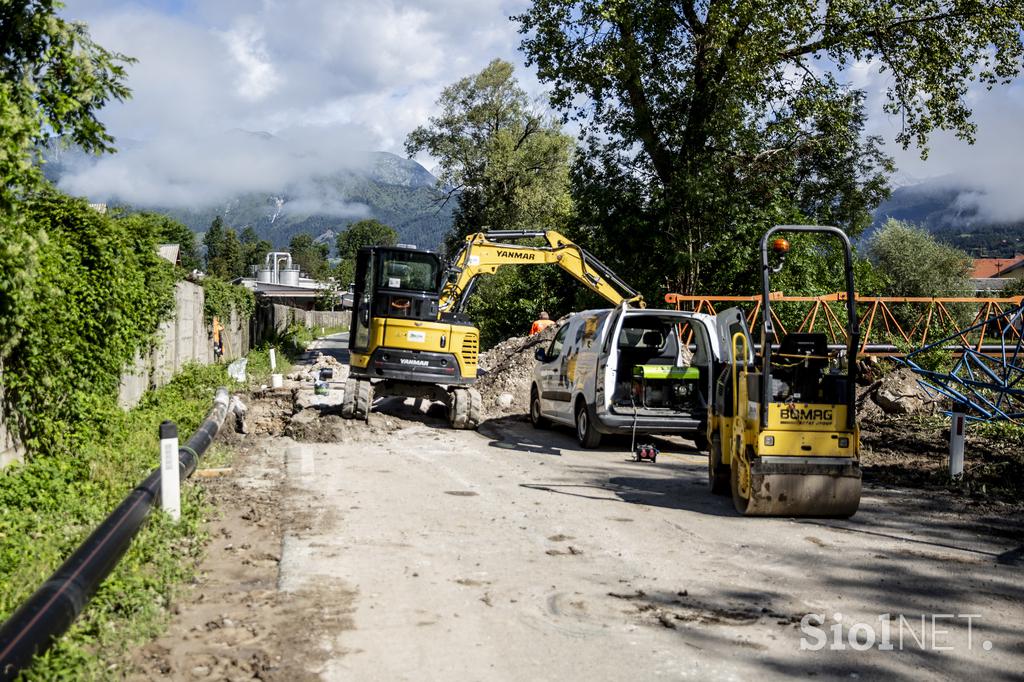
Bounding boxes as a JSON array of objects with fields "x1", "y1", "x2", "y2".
[
  {"x1": 779, "y1": 8, "x2": 984, "y2": 60},
  {"x1": 679, "y1": 1, "x2": 704, "y2": 35}
]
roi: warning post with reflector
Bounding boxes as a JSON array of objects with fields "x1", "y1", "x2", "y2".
[
  {"x1": 949, "y1": 411, "x2": 965, "y2": 478},
  {"x1": 160, "y1": 420, "x2": 180, "y2": 522}
]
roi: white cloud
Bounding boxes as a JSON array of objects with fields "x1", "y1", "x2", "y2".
[
  {"x1": 221, "y1": 20, "x2": 281, "y2": 101},
  {"x1": 64, "y1": 1, "x2": 1024, "y2": 224},
  {"x1": 58, "y1": 126, "x2": 380, "y2": 210},
  {"x1": 59, "y1": 0, "x2": 533, "y2": 208}
]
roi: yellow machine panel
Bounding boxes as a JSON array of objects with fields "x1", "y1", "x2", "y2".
[
  {"x1": 765, "y1": 403, "x2": 851, "y2": 433},
  {"x1": 358, "y1": 316, "x2": 480, "y2": 380}
]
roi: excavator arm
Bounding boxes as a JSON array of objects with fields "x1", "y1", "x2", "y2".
[{"x1": 438, "y1": 230, "x2": 646, "y2": 314}]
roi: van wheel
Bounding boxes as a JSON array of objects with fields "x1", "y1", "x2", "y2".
[
  {"x1": 574, "y1": 400, "x2": 602, "y2": 449},
  {"x1": 530, "y1": 386, "x2": 550, "y2": 429},
  {"x1": 708, "y1": 433, "x2": 729, "y2": 495}
]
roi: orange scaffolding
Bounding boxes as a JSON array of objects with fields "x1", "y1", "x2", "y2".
[{"x1": 664, "y1": 292, "x2": 1024, "y2": 355}]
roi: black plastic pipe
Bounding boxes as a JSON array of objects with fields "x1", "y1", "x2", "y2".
[{"x1": 0, "y1": 388, "x2": 230, "y2": 680}]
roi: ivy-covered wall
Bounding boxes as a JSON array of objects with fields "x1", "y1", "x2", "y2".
[
  {"x1": 0, "y1": 189, "x2": 255, "y2": 463},
  {"x1": 117, "y1": 281, "x2": 252, "y2": 409},
  {"x1": 0, "y1": 190, "x2": 177, "y2": 457}
]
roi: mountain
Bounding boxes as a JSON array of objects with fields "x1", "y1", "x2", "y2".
[
  {"x1": 40, "y1": 136, "x2": 454, "y2": 252},
  {"x1": 871, "y1": 180, "x2": 1024, "y2": 257},
  {"x1": 147, "y1": 158, "x2": 453, "y2": 251}
]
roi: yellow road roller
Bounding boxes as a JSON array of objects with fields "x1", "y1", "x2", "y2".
[{"x1": 707, "y1": 225, "x2": 862, "y2": 517}]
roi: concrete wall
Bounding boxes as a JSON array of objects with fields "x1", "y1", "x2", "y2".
[
  {"x1": 118, "y1": 281, "x2": 252, "y2": 409},
  {"x1": 252, "y1": 302, "x2": 350, "y2": 344},
  {"x1": 1, "y1": 287, "x2": 340, "y2": 467}
]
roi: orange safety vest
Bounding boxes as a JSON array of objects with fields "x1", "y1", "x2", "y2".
[{"x1": 530, "y1": 319, "x2": 554, "y2": 335}]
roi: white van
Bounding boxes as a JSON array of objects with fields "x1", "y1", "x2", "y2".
[{"x1": 529, "y1": 304, "x2": 721, "y2": 448}]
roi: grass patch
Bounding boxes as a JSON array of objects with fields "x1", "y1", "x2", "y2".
[
  {"x1": 244, "y1": 324, "x2": 348, "y2": 386},
  {"x1": 0, "y1": 363, "x2": 228, "y2": 680}
]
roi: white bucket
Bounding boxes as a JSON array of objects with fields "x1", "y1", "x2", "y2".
[{"x1": 271, "y1": 373, "x2": 284, "y2": 389}]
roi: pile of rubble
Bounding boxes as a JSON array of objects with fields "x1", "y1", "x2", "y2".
[
  {"x1": 857, "y1": 366, "x2": 944, "y2": 420},
  {"x1": 287, "y1": 352, "x2": 349, "y2": 384},
  {"x1": 476, "y1": 323, "x2": 560, "y2": 418}
]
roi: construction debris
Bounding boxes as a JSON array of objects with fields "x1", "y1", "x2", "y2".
[
  {"x1": 858, "y1": 367, "x2": 944, "y2": 418},
  {"x1": 288, "y1": 353, "x2": 349, "y2": 384},
  {"x1": 476, "y1": 323, "x2": 561, "y2": 418}
]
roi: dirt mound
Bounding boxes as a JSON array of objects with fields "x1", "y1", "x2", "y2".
[
  {"x1": 477, "y1": 323, "x2": 561, "y2": 418},
  {"x1": 857, "y1": 367, "x2": 944, "y2": 419}
]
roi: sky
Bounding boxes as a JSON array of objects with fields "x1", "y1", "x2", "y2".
[{"x1": 59, "y1": 1, "x2": 1024, "y2": 223}]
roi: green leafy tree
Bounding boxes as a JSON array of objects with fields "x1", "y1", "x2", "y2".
[
  {"x1": 405, "y1": 58, "x2": 575, "y2": 250},
  {"x1": 203, "y1": 216, "x2": 225, "y2": 271},
  {"x1": 405, "y1": 59, "x2": 579, "y2": 345},
  {"x1": 516, "y1": 1, "x2": 1024, "y2": 297},
  {"x1": 867, "y1": 219, "x2": 975, "y2": 335},
  {"x1": 114, "y1": 211, "x2": 200, "y2": 271},
  {"x1": 204, "y1": 218, "x2": 245, "y2": 279},
  {"x1": 867, "y1": 220, "x2": 973, "y2": 298},
  {"x1": 289, "y1": 233, "x2": 330, "y2": 279},
  {"x1": 240, "y1": 226, "x2": 272, "y2": 272},
  {"x1": 218, "y1": 228, "x2": 245, "y2": 279},
  {"x1": 0, "y1": 0, "x2": 133, "y2": 356},
  {"x1": 335, "y1": 219, "x2": 398, "y2": 284}
]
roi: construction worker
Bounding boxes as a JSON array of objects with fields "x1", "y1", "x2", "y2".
[{"x1": 530, "y1": 311, "x2": 554, "y2": 335}]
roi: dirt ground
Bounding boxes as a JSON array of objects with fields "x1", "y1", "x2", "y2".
[
  {"x1": 860, "y1": 415, "x2": 1024, "y2": 509},
  {"x1": 137, "y1": 334, "x2": 1024, "y2": 680},
  {"x1": 129, "y1": 429, "x2": 355, "y2": 681}
]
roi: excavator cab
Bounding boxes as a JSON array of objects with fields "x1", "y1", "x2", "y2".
[
  {"x1": 350, "y1": 246, "x2": 443, "y2": 349},
  {"x1": 708, "y1": 226, "x2": 862, "y2": 517}
]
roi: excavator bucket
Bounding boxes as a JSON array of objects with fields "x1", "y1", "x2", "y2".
[{"x1": 744, "y1": 460, "x2": 862, "y2": 518}]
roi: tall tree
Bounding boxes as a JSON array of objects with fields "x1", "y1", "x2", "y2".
[
  {"x1": 203, "y1": 216, "x2": 225, "y2": 271},
  {"x1": 0, "y1": 0, "x2": 132, "y2": 356},
  {"x1": 405, "y1": 58, "x2": 575, "y2": 249},
  {"x1": 289, "y1": 233, "x2": 330, "y2": 279},
  {"x1": 240, "y1": 226, "x2": 271, "y2": 272},
  {"x1": 516, "y1": 1, "x2": 1024, "y2": 296},
  {"x1": 406, "y1": 60, "x2": 581, "y2": 346},
  {"x1": 335, "y1": 219, "x2": 398, "y2": 284},
  {"x1": 867, "y1": 220, "x2": 973, "y2": 298}
]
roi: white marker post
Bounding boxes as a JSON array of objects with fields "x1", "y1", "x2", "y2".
[
  {"x1": 160, "y1": 421, "x2": 181, "y2": 522},
  {"x1": 269, "y1": 348, "x2": 277, "y2": 372},
  {"x1": 949, "y1": 411, "x2": 966, "y2": 478}
]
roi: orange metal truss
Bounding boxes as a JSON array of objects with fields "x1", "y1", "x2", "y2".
[{"x1": 664, "y1": 292, "x2": 1024, "y2": 355}]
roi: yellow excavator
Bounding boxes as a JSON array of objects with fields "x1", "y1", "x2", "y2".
[
  {"x1": 344, "y1": 230, "x2": 644, "y2": 427},
  {"x1": 707, "y1": 225, "x2": 862, "y2": 517}
]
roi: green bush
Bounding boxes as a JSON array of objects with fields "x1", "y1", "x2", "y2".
[
  {"x1": 0, "y1": 364, "x2": 227, "y2": 679},
  {"x1": 201, "y1": 275, "x2": 255, "y2": 323},
  {"x1": 1, "y1": 189, "x2": 176, "y2": 455}
]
